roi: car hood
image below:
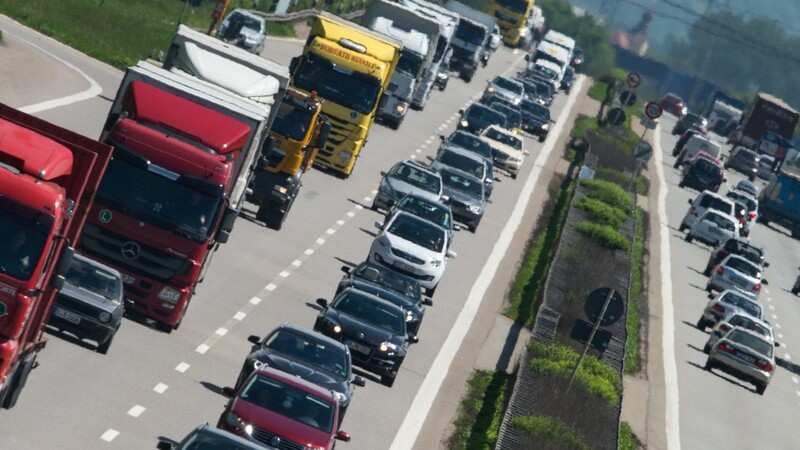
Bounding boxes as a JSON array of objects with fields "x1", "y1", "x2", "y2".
[
  {"x1": 385, "y1": 232, "x2": 439, "y2": 264},
  {"x1": 254, "y1": 351, "x2": 348, "y2": 393},
  {"x1": 331, "y1": 310, "x2": 404, "y2": 346},
  {"x1": 481, "y1": 137, "x2": 525, "y2": 159},
  {"x1": 59, "y1": 282, "x2": 122, "y2": 313},
  {"x1": 387, "y1": 177, "x2": 439, "y2": 202},
  {"x1": 442, "y1": 185, "x2": 483, "y2": 208},
  {"x1": 232, "y1": 398, "x2": 331, "y2": 446},
  {"x1": 344, "y1": 281, "x2": 416, "y2": 310}
]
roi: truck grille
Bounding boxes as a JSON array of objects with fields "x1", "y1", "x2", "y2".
[
  {"x1": 390, "y1": 248, "x2": 425, "y2": 265},
  {"x1": 250, "y1": 427, "x2": 304, "y2": 450}
]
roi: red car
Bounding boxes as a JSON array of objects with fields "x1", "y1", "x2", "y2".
[
  {"x1": 219, "y1": 366, "x2": 351, "y2": 449},
  {"x1": 660, "y1": 93, "x2": 687, "y2": 117}
]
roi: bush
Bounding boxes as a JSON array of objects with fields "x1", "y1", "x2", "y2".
[
  {"x1": 574, "y1": 197, "x2": 628, "y2": 228},
  {"x1": 595, "y1": 167, "x2": 647, "y2": 196},
  {"x1": 445, "y1": 370, "x2": 509, "y2": 450},
  {"x1": 572, "y1": 221, "x2": 630, "y2": 251},
  {"x1": 528, "y1": 342, "x2": 622, "y2": 405},
  {"x1": 570, "y1": 115, "x2": 600, "y2": 140},
  {"x1": 511, "y1": 415, "x2": 589, "y2": 450},
  {"x1": 581, "y1": 178, "x2": 632, "y2": 214}
]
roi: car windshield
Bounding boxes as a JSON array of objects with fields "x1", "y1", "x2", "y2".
[
  {"x1": 704, "y1": 212, "x2": 735, "y2": 231},
  {"x1": 692, "y1": 159, "x2": 721, "y2": 177},
  {"x1": 727, "y1": 330, "x2": 773, "y2": 358},
  {"x1": 333, "y1": 292, "x2": 406, "y2": 335},
  {"x1": 65, "y1": 259, "x2": 121, "y2": 301},
  {"x1": 270, "y1": 97, "x2": 315, "y2": 142},
  {"x1": 264, "y1": 329, "x2": 348, "y2": 379},
  {"x1": 493, "y1": 106, "x2": 521, "y2": 126},
  {"x1": 180, "y1": 429, "x2": 258, "y2": 450},
  {"x1": 293, "y1": 54, "x2": 382, "y2": 115},
  {"x1": 484, "y1": 128, "x2": 522, "y2": 150},
  {"x1": 441, "y1": 171, "x2": 483, "y2": 199},
  {"x1": 0, "y1": 198, "x2": 50, "y2": 281},
  {"x1": 447, "y1": 132, "x2": 492, "y2": 159},
  {"x1": 390, "y1": 163, "x2": 441, "y2": 194},
  {"x1": 397, "y1": 51, "x2": 424, "y2": 77},
  {"x1": 395, "y1": 196, "x2": 451, "y2": 230},
  {"x1": 496, "y1": 0, "x2": 529, "y2": 13},
  {"x1": 353, "y1": 262, "x2": 422, "y2": 301},
  {"x1": 437, "y1": 150, "x2": 485, "y2": 178},
  {"x1": 521, "y1": 101, "x2": 549, "y2": 118},
  {"x1": 226, "y1": 12, "x2": 265, "y2": 33},
  {"x1": 493, "y1": 77, "x2": 523, "y2": 95},
  {"x1": 725, "y1": 257, "x2": 761, "y2": 278},
  {"x1": 387, "y1": 214, "x2": 446, "y2": 252},
  {"x1": 240, "y1": 374, "x2": 336, "y2": 433},
  {"x1": 466, "y1": 105, "x2": 507, "y2": 127},
  {"x1": 728, "y1": 315, "x2": 771, "y2": 339},
  {"x1": 97, "y1": 147, "x2": 223, "y2": 242},
  {"x1": 720, "y1": 292, "x2": 762, "y2": 318}
]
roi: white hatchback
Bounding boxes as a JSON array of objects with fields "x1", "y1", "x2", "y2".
[
  {"x1": 369, "y1": 211, "x2": 456, "y2": 297},
  {"x1": 685, "y1": 209, "x2": 739, "y2": 247}
]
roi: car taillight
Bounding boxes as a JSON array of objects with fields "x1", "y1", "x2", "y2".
[
  {"x1": 719, "y1": 323, "x2": 732, "y2": 333},
  {"x1": 718, "y1": 343, "x2": 734, "y2": 353},
  {"x1": 711, "y1": 304, "x2": 725, "y2": 313},
  {"x1": 756, "y1": 359, "x2": 774, "y2": 372},
  {"x1": 738, "y1": 216, "x2": 745, "y2": 223},
  {"x1": 748, "y1": 212, "x2": 757, "y2": 220},
  {"x1": 716, "y1": 265, "x2": 724, "y2": 275},
  {"x1": 753, "y1": 283, "x2": 762, "y2": 292}
]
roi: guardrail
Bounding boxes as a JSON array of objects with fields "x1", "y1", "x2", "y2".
[{"x1": 249, "y1": 8, "x2": 365, "y2": 23}]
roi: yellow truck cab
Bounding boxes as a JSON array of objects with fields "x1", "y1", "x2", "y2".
[
  {"x1": 488, "y1": 0, "x2": 535, "y2": 47},
  {"x1": 290, "y1": 12, "x2": 402, "y2": 178}
]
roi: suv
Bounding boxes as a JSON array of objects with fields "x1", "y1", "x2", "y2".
[
  {"x1": 371, "y1": 160, "x2": 443, "y2": 211},
  {"x1": 232, "y1": 324, "x2": 366, "y2": 421},
  {"x1": 219, "y1": 366, "x2": 351, "y2": 448},
  {"x1": 726, "y1": 190, "x2": 758, "y2": 237},
  {"x1": 679, "y1": 152, "x2": 725, "y2": 193},
  {"x1": 679, "y1": 190, "x2": 736, "y2": 232},
  {"x1": 430, "y1": 145, "x2": 497, "y2": 198},
  {"x1": 703, "y1": 236, "x2": 767, "y2": 275},
  {"x1": 672, "y1": 112, "x2": 708, "y2": 135},
  {"x1": 672, "y1": 128, "x2": 706, "y2": 156},
  {"x1": 675, "y1": 135, "x2": 722, "y2": 167},
  {"x1": 48, "y1": 253, "x2": 124, "y2": 354},
  {"x1": 725, "y1": 146, "x2": 760, "y2": 181},
  {"x1": 217, "y1": 9, "x2": 267, "y2": 54},
  {"x1": 457, "y1": 103, "x2": 507, "y2": 135},
  {"x1": 439, "y1": 167, "x2": 488, "y2": 232}
]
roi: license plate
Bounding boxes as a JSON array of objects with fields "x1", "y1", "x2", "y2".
[
  {"x1": 346, "y1": 340, "x2": 371, "y2": 354},
  {"x1": 54, "y1": 307, "x2": 81, "y2": 325},
  {"x1": 737, "y1": 351, "x2": 755, "y2": 364},
  {"x1": 393, "y1": 260, "x2": 412, "y2": 272}
]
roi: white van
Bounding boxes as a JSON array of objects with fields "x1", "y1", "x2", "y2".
[
  {"x1": 533, "y1": 41, "x2": 570, "y2": 74},
  {"x1": 543, "y1": 29, "x2": 576, "y2": 59},
  {"x1": 675, "y1": 135, "x2": 722, "y2": 167},
  {"x1": 679, "y1": 190, "x2": 736, "y2": 232}
]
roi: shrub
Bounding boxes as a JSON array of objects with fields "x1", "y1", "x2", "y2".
[
  {"x1": 511, "y1": 415, "x2": 589, "y2": 450},
  {"x1": 619, "y1": 421, "x2": 640, "y2": 450},
  {"x1": 571, "y1": 115, "x2": 599, "y2": 140},
  {"x1": 574, "y1": 197, "x2": 628, "y2": 228},
  {"x1": 581, "y1": 178, "x2": 632, "y2": 213},
  {"x1": 572, "y1": 221, "x2": 630, "y2": 251}
]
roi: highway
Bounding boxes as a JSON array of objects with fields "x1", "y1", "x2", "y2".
[
  {"x1": 653, "y1": 115, "x2": 800, "y2": 449},
  {"x1": 0, "y1": 17, "x2": 584, "y2": 449}
]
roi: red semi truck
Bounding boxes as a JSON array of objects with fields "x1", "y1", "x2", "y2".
[
  {"x1": 79, "y1": 57, "x2": 289, "y2": 332},
  {"x1": 0, "y1": 104, "x2": 112, "y2": 409}
]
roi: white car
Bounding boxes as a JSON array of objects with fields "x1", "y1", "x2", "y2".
[
  {"x1": 217, "y1": 9, "x2": 267, "y2": 54},
  {"x1": 369, "y1": 211, "x2": 456, "y2": 297},
  {"x1": 706, "y1": 254, "x2": 767, "y2": 299},
  {"x1": 703, "y1": 311, "x2": 775, "y2": 353},
  {"x1": 696, "y1": 289, "x2": 764, "y2": 331},
  {"x1": 725, "y1": 190, "x2": 758, "y2": 237},
  {"x1": 481, "y1": 76, "x2": 524, "y2": 106},
  {"x1": 371, "y1": 160, "x2": 443, "y2": 212},
  {"x1": 685, "y1": 209, "x2": 739, "y2": 247},
  {"x1": 479, "y1": 125, "x2": 528, "y2": 179},
  {"x1": 679, "y1": 190, "x2": 736, "y2": 231}
]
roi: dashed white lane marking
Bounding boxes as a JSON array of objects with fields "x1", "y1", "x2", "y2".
[
  {"x1": 316, "y1": 238, "x2": 326, "y2": 245},
  {"x1": 785, "y1": 354, "x2": 792, "y2": 360},
  {"x1": 779, "y1": 333, "x2": 785, "y2": 339},
  {"x1": 304, "y1": 248, "x2": 314, "y2": 256},
  {"x1": 266, "y1": 283, "x2": 277, "y2": 291},
  {"x1": 364, "y1": 196, "x2": 372, "y2": 202},
  {"x1": 768, "y1": 304, "x2": 775, "y2": 310},
  {"x1": 100, "y1": 429, "x2": 120, "y2": 442},
  {"x1": 772, "y1": 314, "x2": 778, "y2": 320},
  {"x1": 175, "y1": 362, "x2": 190, "y2": 373},
  {"x1": 336, "y1": 220, "x2": 345, "y2": 226},
  {"x1": 234, "y1": 311, "x2": 246, "y2": 321},
  {"x1": 346, "y1": 211, "x2": 355, "y2": 218},
  {"x1": 793, "y1": 376, "x2": 798, "y2": 384},
  {"x1": 416, "y1": 149, "x2": 421, "y2": 153},
  {"x1": 410, "y1": 154, "x2": 417, "y2": 159},
  {"x1": 292, "y1": 259, "x2": 303, "y2": 267},
  {"x1": 195, "y1": 344, "x2": 209, "y2": 354},
  {"x1": 153, "y1": 383, "x2": 168, "y2": 394},
  {"x1": 445, "y1": 118, "x2": 453, "y2": 125},
  {"x1": 775, "y1": 323, "x2": 782, "y2": 329},
  {"x1": 425, "y1": 138, "x2": 433, "y2": 145},
  {"x1": 766, "y1": 296, "x2": 772, "y2": 302},
  {"x1": 326, "y1": 228, "x2": 336, "y2": 235},
  {"x1": 127, "y1": 405, "x2": 145, "y2": 418},
  {"x1": 249, "y1": 296, "x2": 262, "y2": 305},
  {"x1": 764, "y1": 288, "x2": 770, "y2": 294},
  {"x1": 215, "y1": 328, "x2": 228, "y2": 337},
  {"x1": 420, "y1": 144, "x2": 427, "y2": 149},
  {"x1": 355, "y1": 204, "x2": 364, "y2": 210},
  {"x1": 279, "y1": 271, "x2": 290, "y2": 278}
]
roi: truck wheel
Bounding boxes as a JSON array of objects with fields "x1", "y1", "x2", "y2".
[
  {"x1": 97, "y1": 333, "x2": 115, "y2": 355},
  {"x1": 1, "y1": 353, "x2": 36, "y2": 410}
]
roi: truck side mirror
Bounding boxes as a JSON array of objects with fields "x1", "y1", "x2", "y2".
[
  {"x1": 289, "y1": 56, "x2": 299, "y2": 75},
  {"x1": 315, "y1": 121, "x2": 331, "y2": 148},
  {"x1": 261, "y1": 135, "x2": 276, "y2": 160},
  {"x1": 55, "y1": 246, "x2": 75, "y2": 279},
  {"x1": 216, "y1": 207, "x2": 238, "y2": 243}
]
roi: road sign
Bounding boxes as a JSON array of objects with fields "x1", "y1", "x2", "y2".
[
  {"x1": 626, "y1": 72, "x2": 642, "y2": 89},
  {"x1": 633, "y1": 141, "x2": 653, "y2": 163},
  {"x1": 570, "y1": 319, "x2": 613, "y2": 352},
  {"x1": 607, "y1": 107, "x2": 626, "y2": 127},
  {"x1": 644, "y1": 101, "x2": 663, "y2": 119},
  {"x1": 619, "y1": 90, "x2": 637, "y2": 107},
  {"x1": 640, "y1": 117, "x2": 657, "y2": 130},
  {"x1": 584, "y1": 287, "x2": 625, "y2": 327}
]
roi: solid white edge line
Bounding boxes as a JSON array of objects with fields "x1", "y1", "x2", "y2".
[
  {"x1": 654, "y1": 122, "x2": 682, "y2": 450},
  {"x1": 389, "y1": 75, "x2": 586, "y2": 450}
]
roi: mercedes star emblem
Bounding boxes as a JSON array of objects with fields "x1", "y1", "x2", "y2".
[{"x1": 121, "y1": 241, "x2": 141, "y2": 260}]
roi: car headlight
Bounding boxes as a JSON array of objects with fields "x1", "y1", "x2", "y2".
[
  {"x1": 541, "y1": 123, "x2": 550, "y2": 130},
  {"x1": 468, "y1": 205, "x2": 482, "y2": 214},
  {"x1": 510, "y1": 156, "x2": 522, "y2": 163},
  {"x1": 512, "y1": 98, "x2": 521, "y2": 105},
  {"x1": 437, "y1": 72, "x2": 448, "y2": 80},
  {"x1": 337, "y1": 150, "x2": 353, "y2": 160},
  {"x1": 405, "y1": 311, "x2": 414, "y2": 322},
  {"x1": 226, "y1": 411, "x2": 251, "y2": 432},
  {"x1": 681, "y1": 106, "x2": 688, "y2": 115},
  {"x1": 332, "y1": 391, "x2": 347, "y2": 404},
  {"x1": 486, "y1": 86, "x2": 495, "y2": 94},
  {"x1": 158, "y1": 287, "x2": 181, "y2": 303},
  {"x1": 98, "y1": 311, "x2": 111, "y2": 323},
  {"x1": 379, "y1": 341, "x2": 399, "y2": 354},
  {"x1": 273, "y1": 185, "x2": 288, "y2": 195},
  {"x1": 395, "y1": 103, "x2": 407, "y2": 114},
  {"x1": 459, "y1": 119, "x2": 469, "y2": 128},
  {"x1": 430, "y1": 257, "x2": 443, "y2": 267},
  {"x1": 536, "y1": 98, "x2": 546, "y2": 105},
  {"x1": 379, "y1": 180, "x2": 394, "y2": 195}
]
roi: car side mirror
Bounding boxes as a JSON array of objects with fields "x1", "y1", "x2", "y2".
[
  {"x1": 446, "y1": 250, "x2": 457, "y2": 259},
  {"x1": 438, "y1": 134, "x2": 446, "y2": 141},
  {"x1": 380, "y1": 171, "x2": 386, "y2": 177},
  {"x1": 723, "y1": 178, "x2": 728, "y2": 183},
  {"x1": 688, "y1": 199, "x2": 693, "y2": 205},
  {"x1": 458, "y1": 108, "x2": 464, "y2": 114},
  {"x1": 336, "y1": 431, "x2": 351, "y2": 442},
  {"x1": 422, "y1": 298, "x2": 433, "y2": 306},
  {"x1": 761, "y1": 278, "x2": 768, "y2": 285},
  {"x1": 315, "y1": 121, "x2": 332, "y2": 148},
  {"x1": 441, "y1": 195, "x2": 450, "y2": 202},
  {"x1": 707, "y1": 293, "x2": 715, "y2": 299},
  {"x1": 341, "y1": 265, "x2": 352, "y2": 274},
  {"x1": 247, "y1": 335, "x2": 260, "y2": 345},
  {"x1": 222, "y1": 387, "x2": 236, "y2": 397},
  {"x1": 316, "y1": 298, "x2": 329, "y2": 308},
  {"x1": 763, "y1": 261, "x2": 770, "y2": 267},
  {"x1": 775, "y1": 342, "x2": 780, "y2": 347},
  {"x1": 427, "y1": 156, "x2": 434, "y2": 162},
  {"x1": 156, "y1": 439, "x2": 177, "y2": 450},
  {"x1": 494, "y1": 176, "x2": 501, "y2": 182},
  {"x1": 374, "y1": 221, "x2": 384, "y2": 230},
  {"x1": 408, "y1": 334, "x2": 419, "y2": 344},
  {"x1": 352, "y1": 375, "x2": 366, "y2": 387}
]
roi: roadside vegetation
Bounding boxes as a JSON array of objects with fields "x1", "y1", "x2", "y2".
[{"x1": 445, "y1": 370, "x2": 509, "y2": 450}]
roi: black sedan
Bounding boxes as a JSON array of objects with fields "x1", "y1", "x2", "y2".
[
  {"x1": 520, "y1": 99, "x2": 552, "y2": 142},
  {"x1": 457, "y1": 103, "x2": 508, "y2": 135},
  {"x1": 337, "y1": 262, "x2": 432, "y2": 334},
  {"x1": 232, "y1": 323, "x2": 366, "y2": 421},
  {"x1": 439, "y1": 167, "x2": 488, "y2": 232},
  {"x1": 314, "y1": 288, "x2": 418, "y2": 387}
]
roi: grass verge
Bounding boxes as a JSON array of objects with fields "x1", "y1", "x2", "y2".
[
  {"x1": 445, "y1": 370, "x2": 509, "y2": 450},
  {"x1": 625, "y1": 207, "x2": 646, "y2": 373},
  {"x1": 510, "y1": 415, "x2": 589, "y2": 450},
  {"x1": 266, "y1": 21, "x2": 297, "y2": 37},
  {"x1": 619, "y1": 420, "x2": 644, "y2": 450}
]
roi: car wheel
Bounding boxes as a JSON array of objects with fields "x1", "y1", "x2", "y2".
[
  {"x1": 791, "y1": 286, "x2": 799, "y2": 295},
  {"x1": 749, "y1": 175, "x2": 756, "y2": 182},
  {"x1": 705, "y1": 283, "x2": 712, "y2": 292},
  {"x1": 155, "y1": 320, "x2": 174, "y2": 334},
  {"x1": 678, "y1": 180, "x2": 685, "y2": 188},
  {"x1": 696, "y1": 318, "x2": 708, "y2": 331},
  {"x1": 97, "y1": 333, "x2": 115, "y2": 355},
  {"x1": 538, "y1": 134, "x2": 546, "y2": 143},
  {"x1": 679, "y1": 222, "x2": 688, "y2": 232},
  {"x1": 755, "y1": 383, "x2": 766, "y2": 395},
  {"x1": 381, "y1": 372, "x2": 397, "y2": 388},
  {"x1": 684, "y1": 234, "x2": 693, "y2": 243},
  {"x1": 370, "y1": 201, "x2": 379, "y2": 212},
  {"x1": 702, "y1": 264, "x2": 712, "y2": 276},
  {"x1": 702, "y1": 343, "x2": 710, "y2": 354},
  {"x1": 704, "y1": 359, "x2": 714, "y2": 371},
  {"x1": 511, "y1": 172, "x2": 517, "y2": 180},
  {"x1": 426, "y1": 283, "x2": 438, "y2": 297}
]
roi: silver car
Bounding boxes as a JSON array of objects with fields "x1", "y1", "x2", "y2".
[
  {"x1": 685, "y1": 209, "x2": 739, "y2": 246},
  {"x1": 705, "y1": 327, "x2": 776, "y2": 395},
  {"x1": 696, "y1": 289, "x2": 763, "y2": 331},
  {"x1": 217, "y1": 9, "x2": 267, "y2": 54},
  {"x1": 371, "y1": 160, "x2": 443, "y2": 212},
  {"x1": 706, "y1": 254, "x2": 767, "y2": 299},
  {"x1": 481, "y1": 76, "x2": 524, "y2": 106},
  {"x1": 703, "y1": 311, "x2": 775, "y2": 353},
  {"x1": 757, "y1": 154, "x2": 775, "y2": 179}
]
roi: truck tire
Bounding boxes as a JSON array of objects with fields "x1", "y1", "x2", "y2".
[{"x1": 1, "y1": 353, "x2": 36, "y2": 410}]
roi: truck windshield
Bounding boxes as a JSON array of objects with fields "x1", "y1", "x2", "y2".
[
  {"x1": 294, "y1": 54, "x2": 381, "y2": 116},
  {"x1": 0, "y1": 208, "x2": 49, "y2": 281},
  {"x1": 397, "y1": 51, "x2": 424, "y2": 77},
  {"x1": 271, "y1": 100, "x2": 314, "y2": 142},
  {"x1": 497, "y1": 0, "x2": 529, "y2": 13},
  {"x1": 96, "y1": 149, "x2": 223, "y2": 242},
  {"x1": 455, "y1": 23, "x2": 485, "y2": 46}
]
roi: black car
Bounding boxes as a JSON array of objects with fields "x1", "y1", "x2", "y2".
[
  {"x1": 337, "y1": 262, "x2": 432, "y2": 334},
  {"x1": 314, "y1": 288, "x2": 418, "y2": 387},
  {"x1": 515, "y1": 78, "x2": 549, "y2": 105},
  {"x1": 672, "y1": 113, "x2": 708, "y2": 135},
  {"x1": 490, "y1": 104, "x2": 522, "y2": 131},
  {"x1": 678, "y1": 154, "x2": 725, "y2": 193},
  {"x1": 519, "y1": 100, "x2": 552, "y2": 142},
  {"x1": 441, "y1": 131, "x2": 494, "y2": 163},
  {"x1": 157, "y1": 423, "x2": 264, "y2": 450},
  {"x1": 438, "y1": 167, "x2": 488, "y2": 232},
  {"x1": 483, "y1": 95, "x2": 518, "y2": 112},
  {"x1": 434, "y1": 60, "x2": 450, "y2": 91},
  {"x1": 430, "y1": 145, "x2": 497, "y2": 198},
  {"x1": 725, "y1": 146, "x2": 760, "y2": 181},
  {"x1": 571, "y1": 46, "x2": 584, "y2": 71},
  {"x1": 457, "y1": 103, "x2": 507, "y2": 135},
  {"x1": 517, "y1": 73, "x2": 555, "y2": 104},
  {"x1": 233, "y1": 323, "x2": 366, "y2": 420},
  {"x1": 703, "y1": 236, "x2": 767, "y2": 276},
  {"x1": 560, "y1": 66, "x2": 575, "y2": 94}
]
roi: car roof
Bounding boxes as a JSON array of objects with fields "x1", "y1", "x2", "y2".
[
  {"x1": 439, "y1": 165, "x2": 483, "y2": 182},
  {"x1": 275, "y1": 323, "x2": 349, "y2": 352},
  {"x1": 251, "y1": 365, "x2": 337, "y2": 401},
  {"x1": 722, "y1": 311, "x2": 772, "y2": 329},
  {"x1": 723, "y1": 326, "x2": 772, "y2": 344},
  {"x1": 393, "y1": 159, "x2": 439, "y2": 176},
  {"x1": 439, "y1": 145, "x2": 488, "y2": 163},
  {"x1": 338, "y1": 286, "x2": 408, "y2": 315}
]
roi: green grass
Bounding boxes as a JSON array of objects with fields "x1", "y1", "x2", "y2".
[
  {"x1": 574, "y1": 197, "x2": 628, "y2": 228},
  {"x1": 581, "y1": 179, "x2": 632, "y2": 214},
  {"x1": 572, "y1": 221, "x2": 630, "y2": 251},
  {"x1": 446, "y1": 370, "x2": 510, "y2": 450},
  {"x1": 510, "y1": 415, "x2": 589, "y2": 450},
  {"x1": 619, "y1": 421, "x2": 640, "y2": 450},
  {"x1": 528, "y1": 342, "x2": 622, "y2": 405},
  {"x1": 625, "y1": 207, "x2": 646, "y2": 374},
  {"x1": 588, "y1": 81, "x2": 609, "y2": 102},
  {"x1": 266, "y1": 21, "x2": 297, "y2": 36},
  {"x1": 505, "y1": 178, "x2": 576, "y2": 326},
  {"x1": 571, "y1": 115, "x2": 600, "y2": 140}
]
